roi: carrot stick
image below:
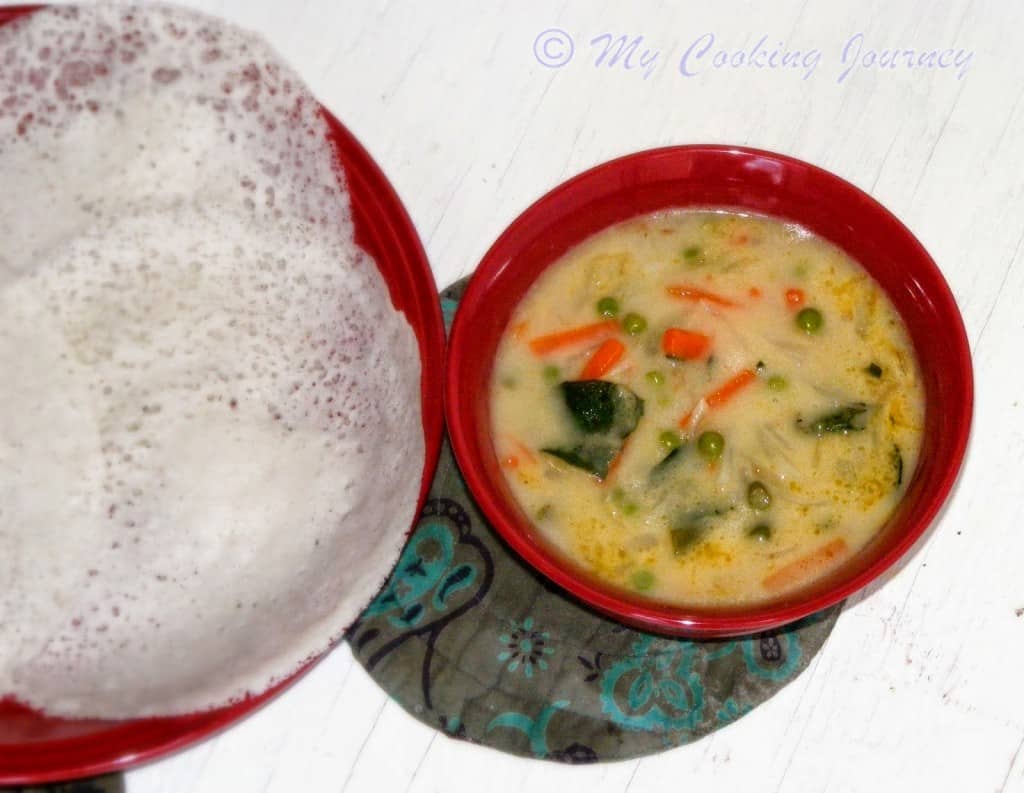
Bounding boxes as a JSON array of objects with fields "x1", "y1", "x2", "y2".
[
  {"x1": 580, "y1": 338, "x2": 626, "y2": 379},
  {"x1": 706, "y1": 368, "x2": 756, "y2": 407},
  {"x1": 662, "y1": 328, "x2": 711, "y2": 361},
  {"x1": 666, "y1": 284, "x2": 739, "y2": 308},
  {"x1": 600, "y1": 435, "x2": 632, "y2": 486},
  {"x1": 678, "y1": 369, "x2": 756, "y2": 429},
  {"x1": 500, "y1": 436, "x2": 536, "y2": 466},
  {"x1": 762, "y1": 538, "x2": 849, "y2": 592},
  {"x1": 511, "y1": 438, "x2": 537, "y2": 464},
  {"x1": 528, "y1": 320, "x2": 619, "y2": 356}
]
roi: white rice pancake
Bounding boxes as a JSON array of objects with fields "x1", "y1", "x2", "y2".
[{"x1": 0, "y1": 5, "x2": 423, "y2": 717}]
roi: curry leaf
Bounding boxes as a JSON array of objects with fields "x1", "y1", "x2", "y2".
[
  {"x1": 560, "y1": 380, "x2": 644, "y2": 437},
  {"x1": 796, "y1": 403, "x2": 869, "y2": 436},
  {"x1": 542, "y1": 441, "x2": 619, "y2": 479}
]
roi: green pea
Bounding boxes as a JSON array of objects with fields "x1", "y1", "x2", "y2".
[
  {"x1": 747, "y1": 523, "x2": 772, "y2": 542},
  {"x1": 597, "y1": 296, "x2": 620, "y2": 318},
  {"x1": 796, "y1": 307, "x2": 824, "y2": 334},
  {"x1": 747, "y1": 481, "x2": 772, "y2": 510},
  {"x1": 767, "y1": 375, "x2": 788, "y2": 391},
  {"x1": 697, "y1": 430, "x2": 725, "y2": 460},
  {"x1": 659, "y1": 430, "x2": 682, "y2": 452},
  {"x1": 622, "y1": 313, "x2": 647, "y2": 335},
  {"x1": 631, "y1": 569, "x2": 655, "y2": 591},
  {"x1": 609, "y1": 488, "x2": 637, "y2": 515},
  {"x1": 542, "y1": 364, "x2": 560, "y2": 384},
  {"x1": 645, "y1": 370, "x2": 665, "y2": 386},
  {"x1": 683, "y1": 245, "x2": 702, "y2": 261}
]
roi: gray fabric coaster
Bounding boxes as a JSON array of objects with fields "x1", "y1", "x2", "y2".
[
  {"x1": 346, "y1": 279, "x2": 841, "y2": 762},
  {"x1": 4, "y1": 776, "x2": 123, "y2": 793}
]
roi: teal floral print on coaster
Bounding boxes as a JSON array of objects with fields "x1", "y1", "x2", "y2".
[
  {"x1": 716, "y1": 697, "x2": 753, "y2": 724},
  {"x1": 486, "y1": 701, "x2": 570, "y2": 757},
  {"x1": 361, "y1": 520, "x2": 478, "y2": 629},
  {"x1": 742, "y1": 633, "x2": 802, "y2": 680},
  {"x1": 599, "y1": 637, "x2": 704, "y2": 732},
  {"x1": 347, "y1": 278, "x2": 844, "y2": 763},
  {"x1": 498, "y1": 617, "x2": 555, "y2": 678},
  {"x1": 698, "y1": 634, "x2": 803, "y2": 681},
  {"x1": 440, "y1": 296, "x2": 459, "y2": 326},
  {"x1": 349, "y1": 497, "x2": 494, "y2": 711}
]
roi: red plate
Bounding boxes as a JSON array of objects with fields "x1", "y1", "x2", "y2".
[{"x1": 0, "y1": 5, "x2": 445, "y2": 785}]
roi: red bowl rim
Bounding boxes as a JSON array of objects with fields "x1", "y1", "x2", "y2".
[
  {"x1": 446, "y1": 143, "x2": 973, "y2": 639},
  {"x1": 0, "y1": 4, "x2": 445, "y2": 783}
]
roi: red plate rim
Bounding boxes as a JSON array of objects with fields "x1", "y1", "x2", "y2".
[{"x1": 0, "y1": 5, "x2": 445, "y2": 784}]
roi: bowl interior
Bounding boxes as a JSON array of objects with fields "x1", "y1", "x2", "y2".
[
  {"x1": 0, "y1": 5, "x2": 445, "y2": 782},
  {"x1": 446, "y1": 144, "x2": 972, "y2": 638}
]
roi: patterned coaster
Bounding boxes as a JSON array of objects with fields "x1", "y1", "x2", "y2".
[
  {"x1": 6, "y1": 776, "x2": 123, "y2": 793},
  {"x1": 345, "y1": 280, "x2": 842, "y2": 763}
]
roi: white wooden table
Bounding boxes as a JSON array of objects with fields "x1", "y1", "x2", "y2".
[{"x1": 18, "y1": 0, "x2": 1021, "y2": 790}]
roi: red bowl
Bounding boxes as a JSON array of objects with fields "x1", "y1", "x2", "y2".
[
  {"x1": 446, "y1": 144, "x2": 972, "y2": 639},
  {"x1": 0, "y1": 5, "x2": 445, "y2": 785}
]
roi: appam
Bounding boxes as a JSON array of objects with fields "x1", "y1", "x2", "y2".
[{"x1": 0, "y1": 4, "x2": 424, "y2": 718}]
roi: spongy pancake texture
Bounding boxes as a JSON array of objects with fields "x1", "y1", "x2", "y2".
[{"x1": 0, "y1": 4, "x2": 423, "y2": 718}]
